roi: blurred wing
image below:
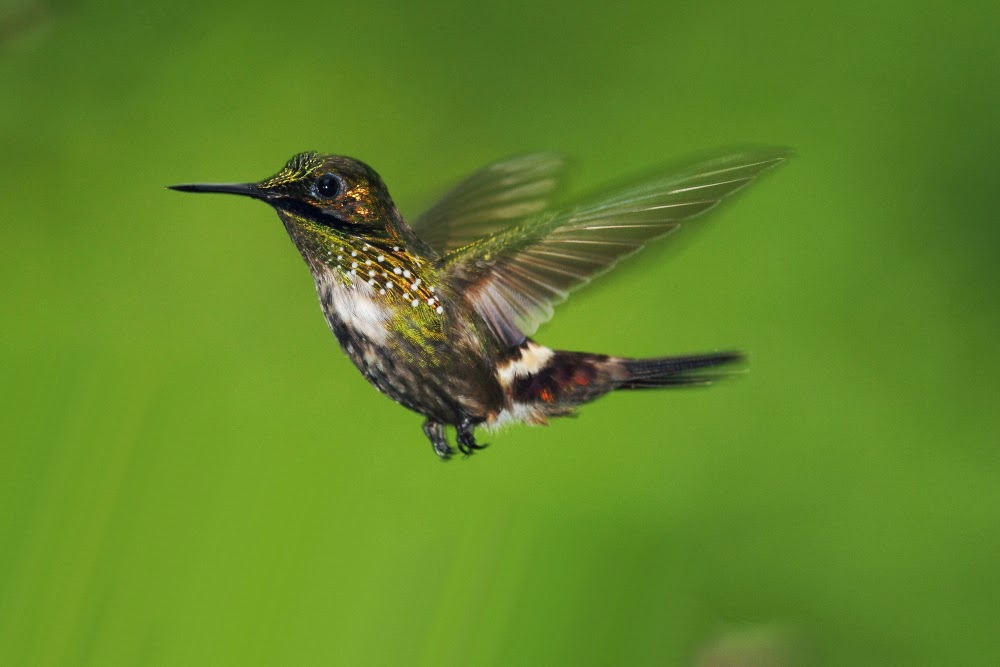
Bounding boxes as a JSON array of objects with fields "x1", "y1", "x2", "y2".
[
  {"x1": 439, "y1": 148, "x2": 791, "y2": 347},
  {"x1": 411, "y1": 153, "x2": 567, "y2": 256}
]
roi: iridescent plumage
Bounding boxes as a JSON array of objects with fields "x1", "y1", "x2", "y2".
[{"x1": 171, "y1": 148, "x2": 789, "y2": 458}]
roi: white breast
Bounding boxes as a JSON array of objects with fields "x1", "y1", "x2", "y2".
[{"x1": 315, "y1": 271, "x2": 391, "y2": 344}]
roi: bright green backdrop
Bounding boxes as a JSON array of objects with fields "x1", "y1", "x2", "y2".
[{"x1": 2, "y1": 1, "x2": 998, "y2": 665}]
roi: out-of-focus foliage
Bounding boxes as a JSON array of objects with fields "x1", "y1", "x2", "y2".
[{"x1": 1, "y1": 1, "x2": 998, "y2": 665}]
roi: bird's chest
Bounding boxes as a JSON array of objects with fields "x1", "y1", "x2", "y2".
[
  {"x1": 313, "y1": 277, "x2": 446, "y2": 416},
  {"x1": 310, "y1": 268, "x2": 503, "y2": 421},
  {"x1": 314, "y1": 273, "x2": 436, "y2": 388},
  {"x1": 315, "y1": 274, "x2": 393, "y2": 346}
]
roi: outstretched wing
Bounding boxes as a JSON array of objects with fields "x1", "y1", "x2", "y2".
[
  {"x1": 438, "y1": 148, "x2": 791, "y2": 348},
  {"x1": 410, "y1": 153, "x2": 567, "y2": 256}
]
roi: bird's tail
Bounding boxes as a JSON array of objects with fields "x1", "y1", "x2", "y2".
[
  {"x1": 616, "y1": 351, "x2": 744, "y2": 389},
  {"x1": 492, "y1": 341, "x2": 743, "y2": 425}
]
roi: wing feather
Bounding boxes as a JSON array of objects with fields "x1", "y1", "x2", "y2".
[
  {"x1": 439, "y1": 148, "x2": 791, "y2": 347},
  {"x1": 410, "y1": 153, "x2": 567, "y2": 256}
]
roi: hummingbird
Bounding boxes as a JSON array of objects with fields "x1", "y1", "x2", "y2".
[{"x1": 170, "y1": 148, "x2": 788, "y2": 459}]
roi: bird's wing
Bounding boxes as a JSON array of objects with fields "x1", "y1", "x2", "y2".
[
  {"x1": 437, "y1": 148, "x2": 791, "y2": 348},
  {"x1": 410, "y1": 153, "x2": 567, "y2": 256}
]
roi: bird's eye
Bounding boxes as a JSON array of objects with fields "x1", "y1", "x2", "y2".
[{"x1": 315, "y1": 173, "x2": 342, "y2": 199}]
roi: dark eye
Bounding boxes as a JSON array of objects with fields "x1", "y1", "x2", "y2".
[{"x1": 315, "y1": 173, "x2": 342, "y2": 199}]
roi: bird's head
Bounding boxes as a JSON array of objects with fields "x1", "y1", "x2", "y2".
[{"x1": 170, "y1": 152, "x2": 416, "y2": 270}]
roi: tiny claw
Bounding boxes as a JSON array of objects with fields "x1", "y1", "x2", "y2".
[
  {"x1": 434, "y1": 443, "x2": 455, "y2": 460},
  {"x1": 424, "y1": 420, "x2": 454, "y2": 460},
  {"x1": 456, "y1": 418, "x2": 487, "y2": 457}
]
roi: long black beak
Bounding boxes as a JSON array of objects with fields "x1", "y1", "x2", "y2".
[{"x1": 167, "y1": 182, "x2": 266, "y2": 199}]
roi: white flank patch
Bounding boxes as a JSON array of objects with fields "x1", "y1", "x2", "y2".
[
  {"x1": 485, "y1": 403, "x2": 547, "y2": 431},
  {"x1": 489, "y1": 342, "x2": 558, "y2": 430},
  {"x1": 495, "y1": 341, "x2": 554, "y2": 387},
  {"x1": 317, "y1": 272, "x2": 390, "y2": 344}
]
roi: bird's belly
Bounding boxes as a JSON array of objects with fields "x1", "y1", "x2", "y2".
[
  {"x1": 313, "y1": 273, "x2": 503, "y2": 424},
  {"x1": 337, "y1": 332, "x2": 502, "y2": 425}
]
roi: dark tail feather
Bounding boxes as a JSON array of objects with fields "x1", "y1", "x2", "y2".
[{"x1": 618, "y1": 351, "x2": 745, "y2": 389}]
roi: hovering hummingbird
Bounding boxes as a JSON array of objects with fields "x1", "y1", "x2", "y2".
[{"x1": 170, "y1": 148, "x2": 788, "y2": 459}]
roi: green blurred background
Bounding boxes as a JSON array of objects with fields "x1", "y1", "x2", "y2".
[{"x1": 2, "y1": 1, "x2": 998, "y2": 664}]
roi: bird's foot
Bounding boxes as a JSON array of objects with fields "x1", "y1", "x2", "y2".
[
  {"x1": 423, "y1": 420, "x2": 454, "y2": 461},
  {"x1": 456, "y1": 418, "x2": 488, "y2": 458}
]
